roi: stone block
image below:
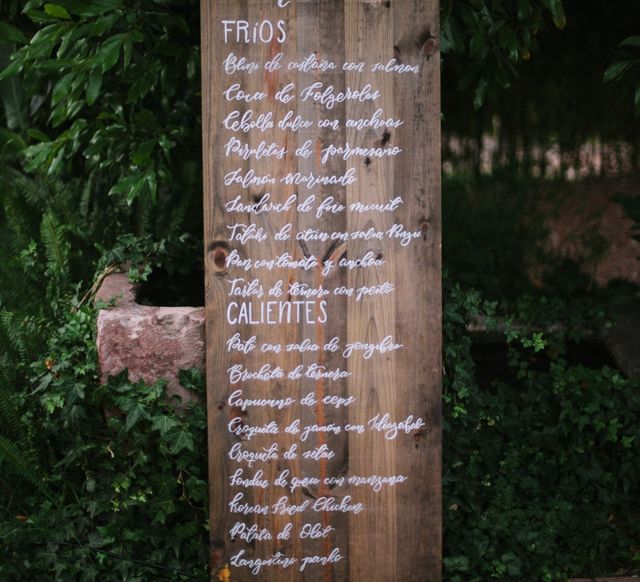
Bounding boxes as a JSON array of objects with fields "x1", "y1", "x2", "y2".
[{"x1": 95, "y1": 273, "x2": 206, "y2": 403}]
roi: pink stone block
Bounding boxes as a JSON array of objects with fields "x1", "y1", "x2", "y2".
[{"x1": 95, "y1": 274, "x2": 205, "y2": 403}]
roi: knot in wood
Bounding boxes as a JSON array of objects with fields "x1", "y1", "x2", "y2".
[
  {"x1": 419, "y1": 218, "x2": 430, "y2": 240},
  {"x1": 208, "y1": 242, "x2": 230, "y2": 274},
  {"x1": 421, "y1": 35, "x2": 439, "y2": 59}
]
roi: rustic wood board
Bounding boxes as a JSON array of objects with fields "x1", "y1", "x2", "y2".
[{"x1": 201, "y1": 1, "x2": 441, "y2": 580}]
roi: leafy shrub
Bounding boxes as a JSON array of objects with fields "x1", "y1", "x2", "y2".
[
  {"x1": 0, "y1": 299, "x2": 208, "y2": 581},
  {"x1": 0, "y1": 0, "x2": 202, "y2": 286},
  {"x1": 443, "y1": 281, "x2": 640, "y2": 580},
  {"x1": 0, "y1": 5, "x2": 207, "y2": 574}
]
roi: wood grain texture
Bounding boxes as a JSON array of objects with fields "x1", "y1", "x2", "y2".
[{"x1": 201, "y1": 1, "x2": 441, "y2": 580}]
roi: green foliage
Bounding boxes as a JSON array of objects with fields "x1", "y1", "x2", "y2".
[
  {"x1": 0, "y1": 146, "x2": 206, "y2": 579},
  {"x1": 0, "y1": 300, "x2": 209, "y2": 581},
  {"x1": 0, "y1": 0, "x2": 202, "y2": 241},
  {"x1": 443, "y1": 0, "x2": 640, "y2": 177},
  {"x1": 95, "y1": 232, "x2": 200, "y2": 285},
  {"x1": 441, "y1": 0, "x2": 566, "y2": 108},
  {"x1": 0, "y1": 435, "x2": 44, "y2": 492},
  {"x1": 443, "y1": 281, "x2": 640, "y2": 581},
  {"x1": 604, "y1": 36, "x2": 640, "y2": 115}
]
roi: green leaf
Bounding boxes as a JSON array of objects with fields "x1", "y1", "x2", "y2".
[
  {"x1": 444, "y1": 555, "x2": 470, "y2": 572},
  {"x1": 603, "y1": 60, "x2": 633, "y2": 83},
  {"x1": 552, "y1": 2, "x2": 566, "y2": 29},
  {"x1": 23, "y1": 141, "x2": 53, "y2": 172},
  {"x1": 635, "y1": 86, "x2": 640, "y2": 114},
  {"x1": 178, "y1": 368, "x2": 205, "y2": 394},
  {"x1": 44, "y1": 3, "x2": 71, "y2": 20},
  {"x1": 98, "y1": 34, "x2": 125, "y2": 73},
  {"x1": 131, "y1": 139, "x2": 156, "y2": 166},
  {"x1": 0, "y1": 47, "x2": 27, "y2": 131},
  {"x1": 122, "y1": 37, "x2": 133, "y2": 67},
  {"x1": 51, "y1": 72, "x2": 76, "y2": 107},
  {"x1": 27, "y1": 23, "x2": 63, "y2": 59},
  {"x1": 542, "y1": 0, "x2": 566, "y2": 30},
  {"x1": 517, "y1": 0, "x2": 531, "y2": 20},
  {"x1": 27, "y1": 128, "x2": 50, "y2": 141},
  {"x1": 124, "y1": 402, "x2": 147, "y2": 431},
  {"x1": 168, "y1": 428, "x2": 194, "y2": 454},
  {"x1": 0, "y1": 58, "x2": 22, "y2": 81},
  {"x1": 0, "y1": 23, "x2": 28, "y2": 44},
  {"x1": 620, "y1": 36, "x2": 640, "y2": 49},
  {"x1": 151, "y1": 415, "x2": 179, "y2": 436},
  {"x1": 31, "y1": 372, "x2": 53, "y2": 395},
  {"x1": 91, "y1": 13, "x2": 119, "y2": 37},
  {"x1": 142, "y1": 171, "x2": 157, "y2": 203},
  {"x1": 0, "y1": 435, "x2": 45, "y2": 490},
  {"x1": 40, "y1": 212, "x2": 68, "y2": 276},
  {"x1": 86, "y1": 67, "x2": 102, "y2": 106},
  {"x1": 109, "y1": 173, "x2": 144, "y2": 205}
]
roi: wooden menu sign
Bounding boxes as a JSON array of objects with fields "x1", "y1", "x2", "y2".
[{"x1": 201, "y1": 1, "x2": 441, "y2": 580}]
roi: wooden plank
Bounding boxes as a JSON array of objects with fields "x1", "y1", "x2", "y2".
[{"x1": 201, "y1": 1, "x2": 441, "y2": 580}]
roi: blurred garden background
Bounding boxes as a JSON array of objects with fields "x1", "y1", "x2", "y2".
[{"x1": 0, "y1": 0, "x2": 639, "y2": 580}]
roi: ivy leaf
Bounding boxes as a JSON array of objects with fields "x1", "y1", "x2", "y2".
[
  {"x1": 178, "y1": 368, "x2": 205, "y2": 394},
  {"x1": 186, "y1": 475, "x2": 207, "y2": 503},
  {"x1": 168, "y1": 428, "x2": 194, "y2": 454},
  {"x1": 151, "y1": 415, "x2": 179, "y2": 436},
  {"x1": 44, "y1": 4, "x2": 71, "y2": 20},
  {"x1": 31, "y1": 372, "x2": 53, "y2": 395},
  {"x1": 124, "y1": 402, "x2": 148, "y2": 431},
  {"x1": 444, "y1": 555, "x2": 470, "y2": 572}
]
